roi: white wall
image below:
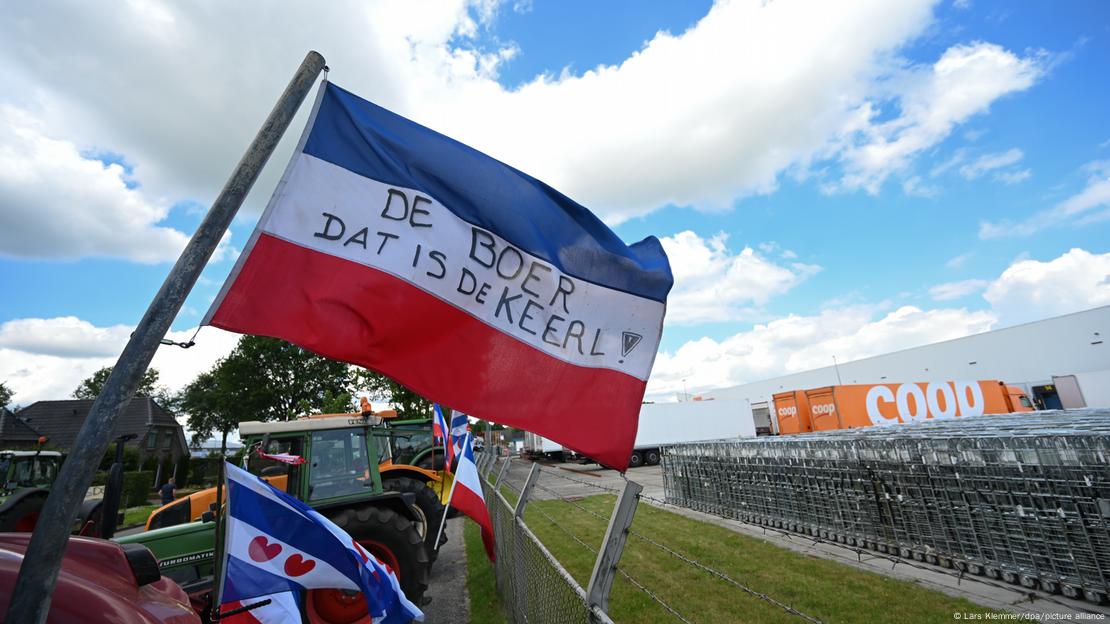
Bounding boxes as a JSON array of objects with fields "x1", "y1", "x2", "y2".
[
  {"x1": 1075, "y1": 369, "x2": 1110, "y2": 408},
  {"x1": 707, "y1": 305, "x2": 1110, "y2": 407}
]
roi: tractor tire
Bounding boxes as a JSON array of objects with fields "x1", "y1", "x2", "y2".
[
  {"x1": 383, "y1": 477, "x2": 447, "y2": 562},
  {"x1": 305, "y1": 506, "x2": 430, "y2": 623},
  {"x1": 0, "y1": 489, "x2": 49, "y2": 533}
]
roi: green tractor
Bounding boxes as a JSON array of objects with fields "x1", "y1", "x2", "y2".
[
  {"x1": 117, "y1": 412, "x2": 433, "y2": 622},
  {"x1": 0, "y1": 449, "x2": 107, "y2": 536}
]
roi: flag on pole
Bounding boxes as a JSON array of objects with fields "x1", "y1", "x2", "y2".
[
  {"x1": 255, "y1": 449, "x2": 307, "y2": 466},
  {"x1": 203, "y1": 81, "x2": 672, "y2": 471},
  {"x1": 446, "y1": 432, "x2": 494, "y2": 561},
  {"x1": 218, "y1": 462, "x2": 423, "y2": 624},
  {"x1": 219, "y1": 591, "x2": 301, "y2": 624},
  {"x1": 449, "y1": 410, "x2": 469, "y2": 464},
  {"x1": 432, "y1": 404, "x2": 454, "y2": 468}
]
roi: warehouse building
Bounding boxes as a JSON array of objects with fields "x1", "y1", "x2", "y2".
[{"x1": 706, "y1": 305, "x2": 1110, "y2": 434}]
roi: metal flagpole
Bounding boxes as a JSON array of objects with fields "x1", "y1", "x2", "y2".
[
  {"x1": 433, "y1": 450, "x2": 461, "y2": 553},
  {"x1": 5, "y1": 50, "x2": 327, "y2": 624}
]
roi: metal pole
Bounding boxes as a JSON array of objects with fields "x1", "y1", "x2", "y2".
[
  {"x1": 587, "y1": 479, "x2": 642, "y2": 616},
  {"x1": 513, "y1": 463, "x2": 540, "y2": 518},
  {"x1": 6, "y1": 50, "x2": 327, "y2": 624}
]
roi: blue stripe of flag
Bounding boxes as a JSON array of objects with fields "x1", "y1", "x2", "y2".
[
  {"x1": 222, "y1": 554, "x2": 305, "y2": 603},
  {"x1": 302, "y1": 82, "x2": 674, "y2": 304}
]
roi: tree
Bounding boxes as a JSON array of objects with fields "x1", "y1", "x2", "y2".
[
  {"x1": 73, "y1": 366, "x2": 172, "y2": 405},
  {"x1": 355, "y1": 370, "x2": 433, "y2": 419},
  {"x1": 179, "y1": 336, "x2": 362, "y2": 449},
  {"x1": 0, "y1": 381, "x2": 12, "y2": 409}
]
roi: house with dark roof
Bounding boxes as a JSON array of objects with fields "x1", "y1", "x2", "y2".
[
  {"x1": 0, "y1": 407, "x2": 43, "y2": 450},
  {"x1": 8, "y1": 397, "x2": 187, "y2": 462}
]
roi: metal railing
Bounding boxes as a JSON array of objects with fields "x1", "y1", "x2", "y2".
[{"x1": 661, "y1": 409, "x2": 1110, "y2": 605}]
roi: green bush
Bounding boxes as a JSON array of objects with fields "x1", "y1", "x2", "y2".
[
  {"x1": 175, "y1": 454, "x2": 192, "y2": 488},
  {"x1": 121, "y1": 471, "x2": 154, "y2": 507}
]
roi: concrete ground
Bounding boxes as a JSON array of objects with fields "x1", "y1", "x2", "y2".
[
  {"x1": 500, "y1": 457, "x2": 1109, "y2": 619},
  {"x1": 421, "y1": 517, "x2": 470, "y2": 623}
]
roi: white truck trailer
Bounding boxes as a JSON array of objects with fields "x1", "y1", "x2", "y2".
[{"x1": 525, "y1": 399, "x2": 756, "y2": 467}]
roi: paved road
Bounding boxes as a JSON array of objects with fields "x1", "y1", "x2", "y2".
[
  {"x1": 493, "y1": 457, "x2": 1109, "y2": 619},
  {"x1": 421, "y1": 517, "x2": 470, "y2": 623}
]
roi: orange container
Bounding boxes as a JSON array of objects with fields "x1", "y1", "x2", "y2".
[
  {"x1": 802, "y1": 380, "x2": 1030, "y2": 430},
  {"x1": 772, "y1": 390, "x2": 813, "y2": 434}
]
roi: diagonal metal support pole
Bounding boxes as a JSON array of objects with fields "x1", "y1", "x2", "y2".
[
  {"x1": 5, "y1": 50, "x2": 327, "y2": 624},
  {"x1": 493, "y1": 456, "x2": 512, "y2": 488},
  {"x1": 587, "y1": 479, "x2": 642, "y2": 620},
  {"x1": 513, "y1": 463, "x2": 541, "y2": 518}
]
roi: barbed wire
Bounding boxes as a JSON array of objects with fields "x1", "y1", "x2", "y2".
[
  {"x1": 615, "y1": 567, "x2": 696, "y2": 624},
  {"x1": 532, "y1": 471, "x2": 825, "y2": 623},
  {"x1": 636, "y1": 492, "x2": 1105, "y2": 615},
  {"x1": 528, "y1": 502, "x2": 599, "y2": 555},
  {"x1": 537, "y1": 465, "x2": 624, "y2": 494},
  {"x1": 626, "y1": 527, "x2": 824, "y2": 624}
]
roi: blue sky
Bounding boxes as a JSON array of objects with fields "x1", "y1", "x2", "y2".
[{"x1": 1, "y1": 0, "x2": 1108, "y2": 404}]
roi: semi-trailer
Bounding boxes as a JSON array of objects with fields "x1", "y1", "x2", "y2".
[
  {"x1": 528, "y1": 399, "x2": 756, "y2": 467},
  {"x1": 772, "y1": 379, "x2": 1033, "y2": 434}
]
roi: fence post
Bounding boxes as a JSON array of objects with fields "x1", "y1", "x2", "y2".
[
  {"x1": 587, "y1": 479, "x2": 642, "y2": 618},
  {"x1": 493, "y1": 456, "x2": 512, "y2": 488},
  {"x1": 513, "y1": 463, "x2": 541, "y2": 518}
]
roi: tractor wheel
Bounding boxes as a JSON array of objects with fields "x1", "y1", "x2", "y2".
[
  {"x1": 0, "y1": 490, "x2": 49, "y2": 532},
  {"x1": 383, "y1": 477, "x2": 447, "y2": 562},
  {"x1": 304, "y1": 506, "x2": 430, "y2": 624}
]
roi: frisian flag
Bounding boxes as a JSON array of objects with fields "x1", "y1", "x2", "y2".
[
  {"x1": 203, "y1": 82, "x2": 673, "y2": 470},
  {"x1": 218, "y1": 462, "x2": 423, "y2": 623}
]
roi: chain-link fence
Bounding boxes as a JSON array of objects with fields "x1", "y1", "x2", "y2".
[
  {"x1": 474, "y1": 451, "x2": 829, "y2": 623},
  {"x1": 662, "y1": 409, "x2": 1110, "y2": 604},
  {"x1": 478, "y1": 453, "x2": 617, "y2": 624}
]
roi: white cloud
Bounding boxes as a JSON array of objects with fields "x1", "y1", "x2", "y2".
[
  {"x1": 929, "y1": 278, "x2": 989, "y2": 301},
  {"x1": 983, "y1": 248, "x2": 1110, "y2": 325},
  {"x1": 833, "y1": 43, "x2": 1044, "y2": 194},
  {"x1": 994, "y1": 168, "x2": 1031, "y2": 185},
  {"x1": 980, "y1": 161, "x2": 1110, "y2": 238},
  {"x1": 958, "y1": 147, "x2": 1023, "y2": 179},
  {"x1": 0, "y1": 321, "x2": 239, "y2": 406},
  {"x1": 0, "y1": 107, "x2": 192, "y2": 262},
  {"x1": 945, "y1": 251, "x2": 972, "y2": 269},
  {"x1": 660, "y1": 231, "x2": 820, "y2": 324},
  {"x1": 0, "y1": 0, "x2": 964, "y2": 238},
  {"x1": 648, "y1": 305, "x2": 996, "y2": 398}
]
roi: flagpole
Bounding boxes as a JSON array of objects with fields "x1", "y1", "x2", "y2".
[
  {"x1": 433, "y1": 431, "x2": 467, "y2": 552},
  {"x1": 211, "y1": 460, "x2": 229, "y2": 621},
  {"x1": 5, "y1": 50, "x2": 327, "y2": 624}
]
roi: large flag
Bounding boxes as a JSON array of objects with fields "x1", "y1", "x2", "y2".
[
  {"x1": 447, "y1": 432, "x2": 495, "y2": 561},
  {"x1": 204, "y1": 81, "x2": 673, "y2": 470},
  {"x1": 219, "y1": 462, "x2": 423, "y2": 624}
]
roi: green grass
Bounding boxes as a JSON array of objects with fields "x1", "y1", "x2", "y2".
[
  {"x1": 122, "y1": 504, "x2": 158, "y2": 527},
  {"x1": 471, "y1": 489, "x2": 993, "y2": 624},
  {"x1": 464, "y1": 521, "x2": 507, "y2": 624}
]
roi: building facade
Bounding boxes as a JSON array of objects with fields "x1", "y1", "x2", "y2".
[{"x1": 706, "y1": 305, "x2": 1110, "y2": 432}]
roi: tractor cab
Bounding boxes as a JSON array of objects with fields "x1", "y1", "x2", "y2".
[{"x1": 0, "y1": 450, "x2": 62, "y2": 494}]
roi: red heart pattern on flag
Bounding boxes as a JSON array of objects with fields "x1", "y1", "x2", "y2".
[
  {"x1": 284, "y1": 553, "x2": 316, "y2": 577},
  {"x1": 248, "y1": 536, "x2": 282, "y2": 563}
]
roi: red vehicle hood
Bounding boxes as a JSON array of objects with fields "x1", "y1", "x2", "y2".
[{"x1": 0, "y1": 533, "x2": 199, "y2": 624}]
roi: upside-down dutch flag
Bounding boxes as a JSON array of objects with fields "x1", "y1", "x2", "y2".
[
  {"x1": 218, "y1": 462, "x2": 423, "y2": 624},
  {"x1": 448, "y1": 432, "x2": 495, "y2": 561},
  {"x1": 203, "y1": 81, "x2": 673, "y2": 471},
  {"x1": 449, "y1": 410, "x2": 469, "y2": 465},
  {"x1": 431, "y1": 404, "x2": 453, "y2": 467}
]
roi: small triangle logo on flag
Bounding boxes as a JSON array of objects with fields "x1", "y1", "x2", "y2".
[{"x1": 621, "y1": 331, "x2": 643, "y2": 357}]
